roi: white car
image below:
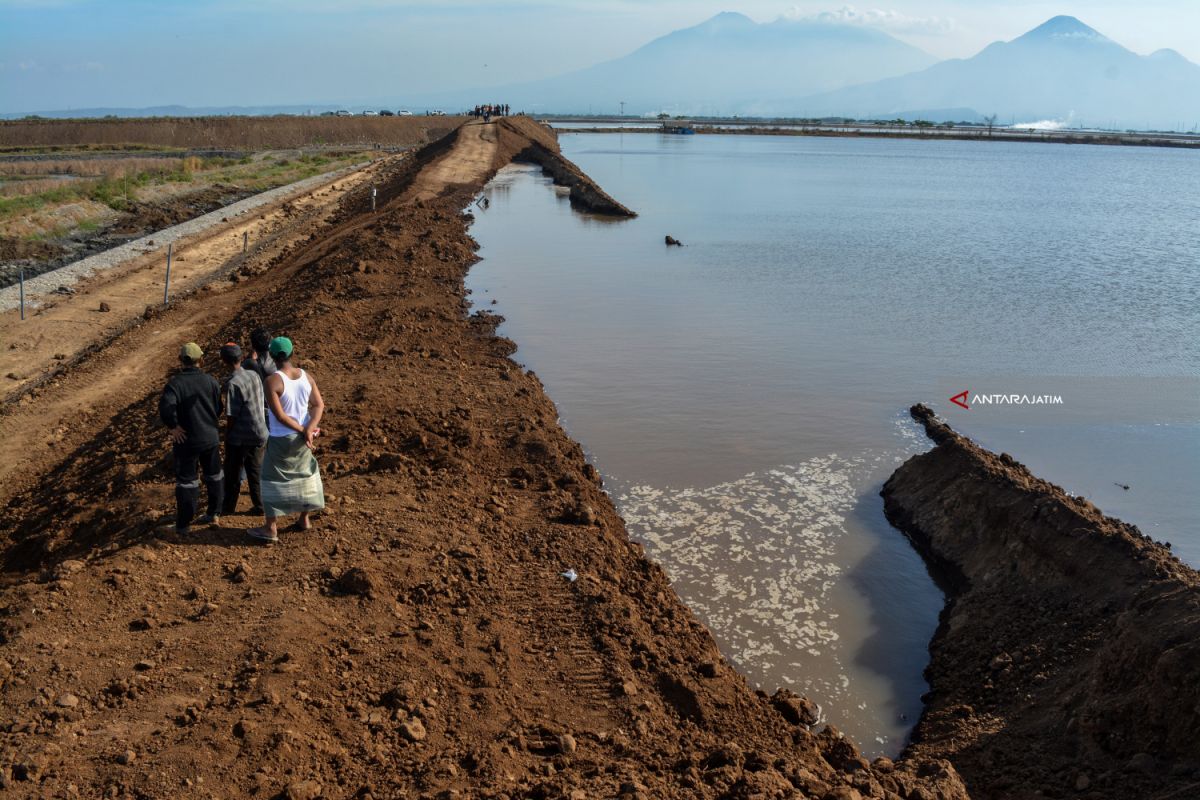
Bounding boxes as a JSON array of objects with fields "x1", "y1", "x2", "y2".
[
  {"x1": 362, "y1": 110, "x2": 377, "y2": 116},
  {"x1": 431, "y1": 110, "x2": 446, "y2": 116},
  {"x1": 397, "y1": 110, "x2": 413, "y2": 116}
]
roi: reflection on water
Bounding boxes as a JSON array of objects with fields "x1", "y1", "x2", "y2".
[{"x1": 467, "y1": 134, "x2": 1200, "y2": 755}]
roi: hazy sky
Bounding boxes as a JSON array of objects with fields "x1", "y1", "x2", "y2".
[{"x1": 2, "y1": 0, "x2": 1198, "y2": 112}]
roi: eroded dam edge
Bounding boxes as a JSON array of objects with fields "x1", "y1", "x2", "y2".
[{"x1": 884, "y1": 403, "x2": 1200, "y2": 800}]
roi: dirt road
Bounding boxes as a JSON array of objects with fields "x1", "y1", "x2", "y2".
[
  {"x1": 0, "y1": 119, "x2": 966, "y2": 799},
  {"x1": 406, "y1": 120, "x2": 499, "y2": 203}
]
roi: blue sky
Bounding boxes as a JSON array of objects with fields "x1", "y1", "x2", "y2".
[{"x1": 2, "y1": 1, "x2": 1198, "y2": 112}]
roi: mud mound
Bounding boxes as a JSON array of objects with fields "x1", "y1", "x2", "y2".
[
  {"x1": 0, "y1": 236, "x2": 66, "y2": 264},
  {"x1": 883, "y1": 404, "x2": 1200, "y2": 799},
  {"x1": 0, "y1": 123, "x2": 965, "y2": 798},
  {"x1": 111, "y1": 184, "x2": 250, "y2": 235}
]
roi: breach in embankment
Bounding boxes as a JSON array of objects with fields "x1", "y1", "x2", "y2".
[
  {"x1": 497, "y1": 120, "x2": 636, "y2": 217},
  {"x1": 884, "y1": 404, "x2": 1200, "y2": 800},
  {"x1": 0, "y1": 118, "x2": 964, "y2": 799}
]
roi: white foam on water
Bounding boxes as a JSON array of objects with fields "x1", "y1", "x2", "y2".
[
  {"x1": 614, "y1": 413, "x2": 931, "y2": 745},
  {"x1": 617, "y1": 454, "x2": 867, "y2": 713}
]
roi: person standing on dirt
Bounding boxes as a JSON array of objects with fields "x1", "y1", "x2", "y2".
[
  {"x1": 248, "y1": 337, "x2": 325, "y2": 544},
  {"x1": 219, "y1": 342, "x2": 267, "y2": 517},
  {"x1": 159, "y1": 342, "x2": 224, "y2": 533},
  {"x1": 241, "y1": 327, "x2": 276, "y2": 383}
]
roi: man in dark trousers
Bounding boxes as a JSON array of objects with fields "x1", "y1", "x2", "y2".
[
  {"x1": 160, "y1": 342, "x2": 224, "y2": 533},
  {"x1": 219, "y1": 342, "x2": 267, "y2": 516}
]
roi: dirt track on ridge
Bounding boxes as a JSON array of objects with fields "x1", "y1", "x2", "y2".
[
  {"x1": 407, "y1": 121, "x2": 499, "y2": 203},
  {"x1": 0, "y1": 119, "x2": 966, "y2": 799}
]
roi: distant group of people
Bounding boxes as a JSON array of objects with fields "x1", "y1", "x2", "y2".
[
  {"x1": 471, "y1": 103, "x2": 509, "y2": 123},
  {"x1": 159, "y1": 328, "x2": 325, "y2": 543}
]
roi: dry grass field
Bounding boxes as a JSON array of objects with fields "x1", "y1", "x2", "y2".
[
  {"x1": 0, "y1": 114, "x2": 466, "y2": 151},
  {"x1": 0, "y1": 115, "x2": 466, "y2": 272}
]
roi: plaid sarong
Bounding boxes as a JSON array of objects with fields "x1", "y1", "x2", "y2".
[{"x1": 260, "y1": 433, "x2": 325, "y2": 517}]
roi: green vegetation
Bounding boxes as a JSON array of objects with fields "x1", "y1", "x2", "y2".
[{"x1": 0, "y1": 185, "x2": 80, "y2": 216}]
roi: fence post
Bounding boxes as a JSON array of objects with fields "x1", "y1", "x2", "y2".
[
  {"x1": 19, "y1": 268, "x2": 25, "y2": 321},
  {"x1": 243, "y1": 231, "x2": 248, "y2": 252},
  {"x1": 164, "y1": 243, "x2": 173, "y2": 305},
  {"x1": 371, "y1": 185, "x2": 377, "y2": 212}
]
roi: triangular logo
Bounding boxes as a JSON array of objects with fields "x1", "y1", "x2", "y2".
[{"x1": 950, "y1": 390, "x2": 970, "y2": 410}]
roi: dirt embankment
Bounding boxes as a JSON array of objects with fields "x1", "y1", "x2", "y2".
[
  {"x1": 0, "y1": 119, "x2": 965, "y2": 799},
  {"x1": 0, "y1": 116, "x2": 466, "y2": 151},
  {"x1": 499, "y1": 123, "x2": 635, "y2": 217},
  {"x1": 883, "y1": 404, "x2": 1200, "y2": 800}
]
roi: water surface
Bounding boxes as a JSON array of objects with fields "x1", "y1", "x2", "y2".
[{"x1": 468, "y1": 133, "x2": 1200, "y2": 755}]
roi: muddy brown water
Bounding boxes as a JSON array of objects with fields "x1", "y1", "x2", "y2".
[{"x1": 467, "y1": 133, "x2": 1200, "y2": 756}]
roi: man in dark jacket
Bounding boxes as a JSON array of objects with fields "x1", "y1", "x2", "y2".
[
  {"x1": 160, "y1": 342, "x2": 224, "y2": 533},
  {"x1": 219, "y1": 342, "x2": 268, "y2": 515}
]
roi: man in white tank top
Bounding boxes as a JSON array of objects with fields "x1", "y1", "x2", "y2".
[{"x1": 249, "y1": 337, "x2": 326, "y2": 543}]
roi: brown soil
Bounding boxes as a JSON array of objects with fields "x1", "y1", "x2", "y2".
[
  {"x1": 0, "y1": 117, "x2": 466, "y2": 152},
  {"x1": 509, "y1": 144, "x2": 635, "y2": 217},
  {"x1": 883, "y1": 405, "x2": 1200, "y2": 800},
  {"x1": 0, "y1": 119, "x2": 968, "y2": 799},
  {"x1": 110, "y1": 185, "x2": 252, "y2": 235},
  {"x1": 0, "y1": 236, "x2": 65, "y2": 262}
]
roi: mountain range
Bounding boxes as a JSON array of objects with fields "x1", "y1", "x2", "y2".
[
  {"x1": 9, "y1": 14, "x2": 1199, "y2": 131},
  {"x1": 465, "y1": 12, "x2": 937, "y2": 117},
  {"x1": 801, "y1": 16, "x2": 1200, "y2": 129},
  {"x1": 465, "y1": 13, "x2": 1199, "y2": 131}
]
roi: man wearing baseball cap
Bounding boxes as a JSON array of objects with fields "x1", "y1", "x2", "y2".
[{"x1": 159, "y1": 342, "x2": 224, "y2": 533}]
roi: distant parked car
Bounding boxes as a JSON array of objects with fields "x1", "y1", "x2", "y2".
[
  {"x1": 397, "y1": 110, "x2": 413, "y2": 116},
  {"x1": 379, "y1": 109, "x2": 394, "y2": 116},
  {"x1": 362, "y1": 110, "x2": 377, "y2": 116},
  {"x1": 335, "y1": 110, "x2": 351, "y2": 116},
  {"x1": 319, "y1": 110, "x2": 335, "y2": 116},
  {"x1": 431, "y1": 110, "x2": 446, "y2": 116}
]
